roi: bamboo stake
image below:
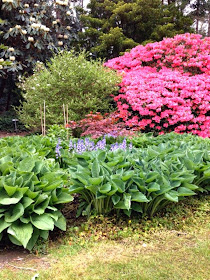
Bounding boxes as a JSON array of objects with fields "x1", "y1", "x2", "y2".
[
  {"x1": 40, "y1": 104, "x2": 43, "y2": 135},
  {"x1": 43, "y1": 100, "x2": 46, "y2": 136},
  {"x1": 66, "y1": 104, "x2": 69, "y2": 140},
  {"x1": 63, "y1": 103, "x2": 66, "y2": 127}
]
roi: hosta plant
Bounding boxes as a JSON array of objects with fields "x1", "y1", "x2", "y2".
[
  {"x1": 0, "y1": 155, "x2": 73, "y2": 250},
  {"x1": 67, "y1": 138, "x2": 209, "y2": 217}
]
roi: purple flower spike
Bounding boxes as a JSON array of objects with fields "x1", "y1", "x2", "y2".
[{"x1": 55, "y1": 138, "x2": 62, "y2": 158}]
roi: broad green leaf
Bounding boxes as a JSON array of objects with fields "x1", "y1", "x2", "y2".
[
  {"x1": 147, "y1": 182, "x2": 160, "y2": 193},
  {"x1": 112, "y1": 179, "x2": 125, "y2": 193},
  {"x1": 165, "y1": 191, "x2": 179, "y2": 202},
  {"x1": 115, "y1": 194, "x2": 131, "y2": 211},
  {"x1": 33, "y1": 161, "x2": 44, "y2": 174},
  {"x1": 96, "y1": 191, "x2": 107, "y2": 199},
  {"x1": 26, "y1": 228, "x2": 40, "y2": 251},
  {"x1": 131, "y1": 192, "x2": 149, "y2": 203},
  {"x1": 20, "y1": 216, "x2": 30, "y2": 224},
  {"x1": 33, "y1": 198, "x2": 50, "y2": 215},
  {"x1": 122, "y1": 171, "x2": 134, "y2": 181},
  {"x1": 91, "y1": 159, "x2": 100, "y2": 177},
  {"x1": 132, "y1": 203, "x2": 143, "y2": 213},
  {"x1": 5, "y1": 203, "x2": 24, "y2": 223},
  {"x1": 22, "y1": 197, "x2": 34, "y2": 208},
  {"x1": 43, "y1": 180, "x2": 64, "y2": 191},
  {"x1": 3, "y1": 185, "x2": 17, "y2": 196},
  {"x1": 97, "y1": 151, "x2": 106, "y2": 162},
  {"x1": 39, "y1": 230, "x2": 49, "y2": 240},
  {"x1": 132, "y1": 177, "x2": 146, "y2": 192},
  {"x1": 99, "y1": 183, "x2": 111, "y2": 194},
  {"x1": 31, "y1": 214, "x2": 54, "y2": 231},
  {"x1": 146, "y1": 172, "x2": 159, "y2": 183},
  {"x1": 54, "y1": 192, "x2": 73, "y2": 204},
  {"x1": 112, "y1": 194, "x2": 121, "y2": 205},
  {"x1": 7, "y1": 222, "x2": 33, "y2": 248},
  {"x1": 89, "y1": 177, "x2": 104, "y2": 185},
  {"x1": 181, "y1": 182, "x2": 199, "y2": 190},
  {"x1": 26, "y1": 189, "x2": 40, "y2": 199},
  {"x1": 8, "y1": 235, "x2": 22, "y2": 247},
  {"x1": 177, "y1": 187, "x2": 196, "y2": 196},
  {"x1": 0, "y1": 218, "x2": 11, "y2": 233},
  {"x1": 86, "y1": 185, "x2": 98, "y2": 194},
  {"x1": 0, "y1": 190, "x2": 23, "y2": 205},
  {"x1": 18, "y1": 158, "x2": 35, "y2": 172}
]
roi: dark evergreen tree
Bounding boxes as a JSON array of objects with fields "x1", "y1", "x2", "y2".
[{"x1": 78, "y1": 0, "x2": 193, "y2": 59}]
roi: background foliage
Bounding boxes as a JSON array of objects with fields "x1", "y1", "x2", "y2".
[{"x1": 17, "y1": 50, "x2": 121, "y2": 130}]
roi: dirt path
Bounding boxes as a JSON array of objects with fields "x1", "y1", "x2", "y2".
[{"x1": 0, "y1": 131, "x2": 30, "y2": 138}]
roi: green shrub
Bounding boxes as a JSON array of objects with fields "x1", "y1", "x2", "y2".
[
  {"x1": 17, "y1": 50, "x2": 121, "y2": 130},
  {"x1": 67, "y1": 137, "x2": 210, "y2": 217},
  {"x1": 0, "y1": 154, "x2": 73, "y2": 250}
]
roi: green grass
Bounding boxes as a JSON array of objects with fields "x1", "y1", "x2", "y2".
[{"x1": 0, "y1": 195, "x2": 209, "y2": 280}]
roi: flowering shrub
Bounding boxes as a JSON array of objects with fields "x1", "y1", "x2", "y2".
[
  {"x1": 105, "y1": 33, "x2": 210, "y2": 137},
  {"x1": 67, "y1": 111, "x2": 138, "y2": 139}
]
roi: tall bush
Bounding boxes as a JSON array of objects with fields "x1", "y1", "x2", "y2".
[
  {"x1": 17, "y1": 50, "x2": 121, "y2": 130},
  {"x1": 105, "y1": 33, "x2": 210, "y2": 138}
]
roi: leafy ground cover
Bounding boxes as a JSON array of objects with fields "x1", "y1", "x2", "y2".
[
  {"x1": 0, "y1": 133, "x2": 209, "y2": 250},
  {"x1": 0, "y1": 195, "x2": 209, "y2": 280}
]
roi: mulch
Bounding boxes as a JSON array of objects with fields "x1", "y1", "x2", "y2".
[{"x1": 0, "y1": 131, "x2": 30, "y2": 138}]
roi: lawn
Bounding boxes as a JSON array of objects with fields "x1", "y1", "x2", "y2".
[{"x1": 0, "y1": 195, "x2": 209, "y2": 280}]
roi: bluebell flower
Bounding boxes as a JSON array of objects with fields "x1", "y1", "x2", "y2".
[
  {"x1": 69, "y1": 139, "x2": 73, "y2": 151},
  {"x1": 55, "y1": 138, "x2": 62, "y2": 158}
]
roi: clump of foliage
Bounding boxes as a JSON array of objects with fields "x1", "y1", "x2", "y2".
[
  {"x1": 0, "y1": 0, "x2": 80, "y2": 77},
  {"x1": 66, "y1": 133, "x2": 210, "y2": 217},
  {"x1": 0, "y1": 154, "x2": 73, "y2": 250},
  {"x1": 105, "y1": 33, "x2": 210, "y2": 138},
  {"x1": 17, "y1": 50, "x2": 121, "y2": 130},
  {"x1": 67, "y1": 111, "x2": 138, "y2": 138},
  {"x1": 78, "y1": 0, "x2": 193, "y2": 59}
]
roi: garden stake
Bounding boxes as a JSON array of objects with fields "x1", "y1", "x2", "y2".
[
  {"x1": 43, "y1": 100, "x2": 46, "y2": 136},
  {"x1": 40, "y1": 104, "x2": 43, "y2": 135},
  {"x1": 63, "y1": 103, "x2": 66, "y2": 128},
  {"x1": 66, "y1": 104, "x2": 69, "y2": 140}
]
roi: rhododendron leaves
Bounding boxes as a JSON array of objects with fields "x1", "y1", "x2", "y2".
[{"x1": 105, "y1": 33, "x2": 210, "y2": 137}]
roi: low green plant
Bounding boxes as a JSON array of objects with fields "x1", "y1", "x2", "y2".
[
  {"x1": 17, "y1": 50, "x2": 121, "y2": 130},
  {"x1": 0, "y1": 153, "x2": 73, "y2": 250},
  {"x1": 67, "y1": 138, "x2": 210, "y2": 217}
]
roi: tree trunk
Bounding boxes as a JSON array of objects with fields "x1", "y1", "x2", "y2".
[
  {"x1": 0, "y1": 78, "x2": 6, "y2": 100},
  {"x1": 208, "y1": 12, "x2": 210, "y2": 37}
]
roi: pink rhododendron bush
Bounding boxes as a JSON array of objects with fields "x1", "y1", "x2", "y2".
[{"x1": 104, "y1": 33, "x2": 210, "y2": 138}]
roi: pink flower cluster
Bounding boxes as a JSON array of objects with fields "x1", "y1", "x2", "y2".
[{"x1": 104, "y1": 33, "x2": 210, "y2": 137}]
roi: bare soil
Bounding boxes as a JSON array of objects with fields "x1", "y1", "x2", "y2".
[{"x1": 0, "y1": 131, "x2": 30, "y2": 138}]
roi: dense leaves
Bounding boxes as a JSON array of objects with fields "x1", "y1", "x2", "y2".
[
  {"x1": 0, "y1": 136, "x2": 72, "y2": 249},
  {"x1": 78, "y1": 0, "x2": 193, "y2": 59},
  {"x1": 17, "y1": 51, "x2": 121, "y2": 130},
  {"x1": 105, "y1": 33, "x2": 210, "y2": 137}
]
